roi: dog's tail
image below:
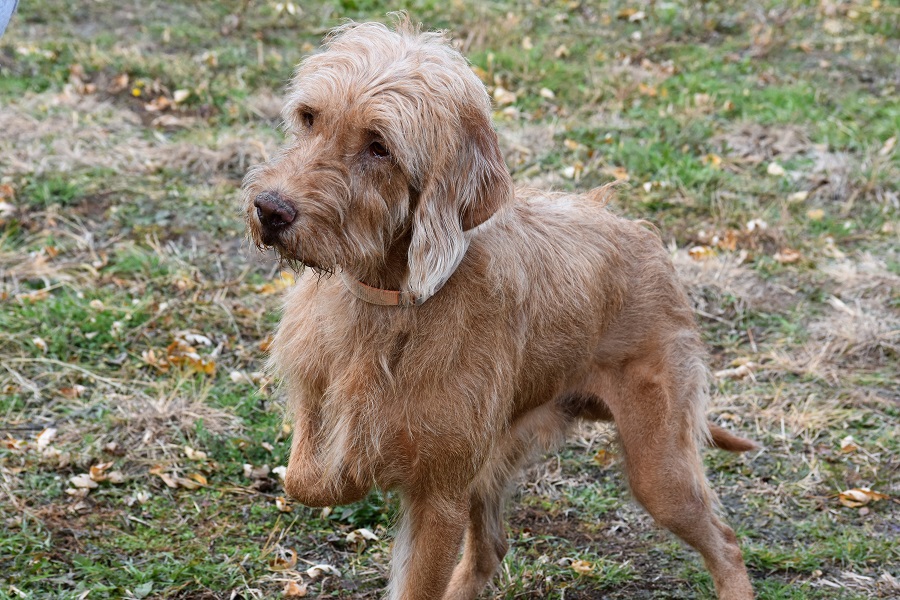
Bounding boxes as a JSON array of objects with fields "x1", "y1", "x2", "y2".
[{"x1": 708, "y1": 423, "x2": 759, "y2": 452}]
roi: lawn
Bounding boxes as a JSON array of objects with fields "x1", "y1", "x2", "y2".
[{"x1": 1, "y1": 1, "x2": 898, "y2": 599}]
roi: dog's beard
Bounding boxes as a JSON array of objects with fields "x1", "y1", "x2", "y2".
[{"x1": 268, "y1": 240, "x2": 336, "y2": 278}]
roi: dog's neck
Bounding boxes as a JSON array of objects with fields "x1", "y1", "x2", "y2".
[{"x1": 340, "y1": 227, "x2": 419, "y2": 306}]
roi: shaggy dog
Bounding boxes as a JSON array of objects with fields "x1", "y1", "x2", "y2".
[{"x1": 243, "y1": 19, "x2": 756, "y2": 600}]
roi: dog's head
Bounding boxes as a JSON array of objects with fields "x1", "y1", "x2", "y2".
[{"x1": 242, "y1": 20, "x2": 513, "y2": 300}]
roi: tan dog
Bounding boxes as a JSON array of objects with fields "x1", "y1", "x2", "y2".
[{"x1": 243, "y1": 19, "x2": 756, "y2": 600}]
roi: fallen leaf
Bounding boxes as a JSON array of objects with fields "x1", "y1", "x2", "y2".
[
  {"x1": 767, "y1": 162, "x2": 786, "y2": 176},
  {"x1": 839, "y1": 435, "x2": 858, "y2": 454},
  {"x1": 243, "y1": 463, "x2": 270, "y2": 479},
  {"x1": 879, "y1": 136, "x2": 896, "y2": 157},
  {"x1": 107, "y1": 471, "x2": 126, "y2": 484},
  {"x1": 32, "y1": 337, "x2": 48, "y2": 353},
  {"x1": 150, "y1": 465, "x2": 179, "y2": 489},
  {"x1": 173, "y1": 89, "x2": 191, "y2": 104},
  {"x1": 571, "y1": 559, "x2": 594, "y2": 575},
  {"x1": 90, "y1": 461, "x2": 113, "y2": 482},
  {"x1": 35, "y1": 428, "x2": 57, "y2": 452},
  {"x1": 746, "y1": 219, "x2": 767, "y2": 232},
  {"x1": 492, "y1": 86, "x2": 517, "y2": 105},
  {"x1": 689, "y1": 245, "x2": 715, "y2": 261},
  {"x1": 702, "y1": 153, "x2": 722, "y2": 168},
  {"x1": 715, "y1": 364, "x2": 756, "y2": 380},
  {"x1": 774, "y1": 248, "x2": 802, "y2": 264},
  {"x1": 276, "y1": 496, "x2": 293, "y2": 512},
  {"x1": 346, "y1": 528, "x2": 379, "y2": 543},
  {"x1": 628, "y1": 10, "x2": 646, "y2": 22},
  {"x1": 0, "y1": 183, "x2": 15, "y2": 200},
  {"x1": 144, "y1": 95, "x2": 171, "y2": 112},
  {"x1": 184, "y1": 446, "x2": 208, "y2": 461},
  {"x1": 283, "y1": 580, "x2": 308, "y2": 597},
  {"x1": 270, "y1": 549, "x2": 298, "y2": 571},
  {"x1": 174, "y1": 476, "x2": 202, "y2": 490},
  {"x1": 70, "y1": 474, "x2": 98, "y2": 489},
  {"x1": 306, "y1": 564, "x2": 340, "y2": 579},
  {"x1": 593, "y1": 448, "x2": 616, "y2": 467},
  {"x1": 272, "y1": 465, "x2": 287, "y2": 480},
  {"x1": 186, "y1": 472, "x2": 208, "y2": 486},
  {"x1": 610, "y1": 166, "x2": 630, "y2": 181},
  {"x1": 839, "y1": 488, "x2": 888, "y2": 508}
]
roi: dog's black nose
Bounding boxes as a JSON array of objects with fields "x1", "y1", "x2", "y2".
[{"x1": 254, "y1": 191, "x2": 297, "y2": 231}]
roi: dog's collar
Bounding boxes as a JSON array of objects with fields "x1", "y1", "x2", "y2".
[
  {"x1": 338, "y1": 214, "x2": 497, "y2": 307},
  {"x1": 339, "y1": 271, "x2": 425, "y2": 307}
]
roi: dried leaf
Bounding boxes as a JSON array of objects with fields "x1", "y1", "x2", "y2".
[
  {"x1": 493, "y1": 86, "x2": 517, "y2": 105},
  {"x1": 243, "y1": 463, "x2": 270, "y2": 479},
  {"x1": 746, "y1": 219, "x2": 767, "y2": 232},
  {"x1": 150, "y1": 465, "x2": 179, "y2": 489},
  {"x1": 306, "y1": 564, "x2": 340, "y2": 579},
  {"x1": 70, "y1": 474, "x2": 99, "y2": 489},
  {"x1": 107, "y1": 471, "x2": 126, "y2": 484},
  {"x1": 593, "y1": 448, "x2": 616, "y2": 467},
  {"x1": 184, "y1": 446, "x2": 208, "y2": 461},
  {"x1": 283, "y1": 581, "x2": 308, "y2": 597},
  {"x1": 275, "y1": 496, "x2": 292, "y2": 512},
  {"x1": 839, "y1": 488, "x2": 888, "y2": 508},
  {"x1": 187, "y1": 472, "x2": 208, "y2": 486},
  {"x1": 270, "y1": 549, "x2": 298, "y2": 571},
  {"x1": 766, "y1": 162, "x2": 786, "y2": 176},
  {"x1": 35, "y1": 428, "x2": 57, "y2": 452},
  {"x1": 839, "y1": 436, "x2": 858, "y2": 454},
  {"x1": 571, "y1": 559, "x2": 594, "y2": 575},
  {"x1": 174, "y1": 477, "x2": 201, "y2": 490},
  {"x1": 774, "y1": 248, "x2": 802, "y2": 264},
  {"x1": 346, "y1": 527, "x2": 379, "y2": 543},
  {"x1": 32, "y1": 337, "x2": 48, "y2": 353},
  {"x1": 689, "y1": 245, "x2": 715, "y2": 261},
  {"x1": 715, "y1": 364, "x2": 756, "y2": 380},
  {"x1": 90, "y1": 461, "x2": 113, "y2": 482},
  {"x1": 702, "y1": 153, "x2": 722, "y2": 168}
]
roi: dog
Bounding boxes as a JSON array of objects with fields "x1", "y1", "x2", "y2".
[{"x1": 242, "y1": 19, "x2": 756, "y2": 600}]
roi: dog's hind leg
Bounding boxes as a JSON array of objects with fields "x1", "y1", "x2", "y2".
[
  {"x1": 443, "y1": 403, "x2": 572, "y2": 600},
  {"x1": 591, "y1": 347, "x2": 754, "y2": 600}
]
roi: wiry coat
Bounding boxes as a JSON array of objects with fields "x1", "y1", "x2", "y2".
[{"x1": 243, "y1": 20, "x2": 755, "y2": 600}]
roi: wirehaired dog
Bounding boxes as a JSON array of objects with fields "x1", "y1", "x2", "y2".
[{"x1": 243, "y1": 19, "x2": 756, "y2": 600}]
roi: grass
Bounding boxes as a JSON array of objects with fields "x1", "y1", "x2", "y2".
[{"x1": 1, "y1": 0, "x2": 898, "y2": 598}]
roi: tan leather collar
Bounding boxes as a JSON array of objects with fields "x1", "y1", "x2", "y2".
[{"x1": 339, "y1": 271, "x2": 423, "y2": 307}]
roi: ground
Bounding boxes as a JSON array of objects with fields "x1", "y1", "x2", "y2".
[{"x1": 0, "y1": 1, "x2": 898, "y2": 599}]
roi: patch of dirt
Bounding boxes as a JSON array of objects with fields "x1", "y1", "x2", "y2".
[
  {"x1": 715, "y1": 122, "x2": 811, "y2": 163},
  {"x1": 0, "y1": 92, "x2": 273, "y2": 179},
  {"x1": 673, "y1": 250, "x2": 797, "y2": 315}
]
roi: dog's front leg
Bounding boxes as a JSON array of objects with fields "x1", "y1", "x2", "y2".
[
  {"x1": 282, "y1": 411, "x2": 372, "y2": 507},
  {"x1": 387, "y1": 492, "x2": 468, "y2": 600}
]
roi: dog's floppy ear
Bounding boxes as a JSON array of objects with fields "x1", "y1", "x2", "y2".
[{"x1": 405, "y1": 110, "x2": 513, "y2": 302}]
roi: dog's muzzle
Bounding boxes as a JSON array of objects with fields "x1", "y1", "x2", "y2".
[{"x1": 254, "y1": 191, "x2": 297, "y2": 243}]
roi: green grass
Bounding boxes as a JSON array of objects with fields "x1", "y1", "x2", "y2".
[{"x1": 1, "y1": 0, "x2": 898, "y2": 598}]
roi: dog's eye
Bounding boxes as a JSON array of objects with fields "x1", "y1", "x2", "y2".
[
  {"x1": 369, "y1": 141, "x2": 390, "y2": 158},
  {"x1": 299, "y1": 110, "x2": 315, "y2": 129}
]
